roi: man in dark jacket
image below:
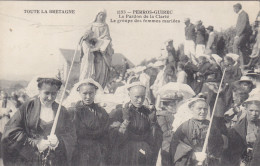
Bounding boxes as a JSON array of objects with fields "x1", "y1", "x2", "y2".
[
  {"x1": 165, "y1": 39, "x2": 178, "y2": 72},
  {"x1": 184, "y1": 18, "x2": 197, "y2": 64},
  {"x1": 233, "y1": 3, "x2": 251, "y2": 66},
  {"x1": 195, "y1": 20, "x2": 206, "y2": 56}
]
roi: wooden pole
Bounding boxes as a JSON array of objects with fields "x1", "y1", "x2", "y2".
[
  {"x1": 50, "y1": 44, "x2": 80, "y2": 135},
  {"x1": 198, "y1": 68, "x2": 226, "y2": 165}
]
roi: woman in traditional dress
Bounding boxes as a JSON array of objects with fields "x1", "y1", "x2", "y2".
[
  {"x1": 108, "y1": 82, "x2": 159, "y2": 166},
  {"x1": 2, "y1": 76, "x2": 76, "y2": 166},
  {"x1": 79, "y1": 9, "x2": 114, "y2": 88},
  {"x1": 169, "y1": 98, "x2": 224, "y2": 166},
  {"x1": 68, "y1": 78, "x2": 110, "y2": 166}
]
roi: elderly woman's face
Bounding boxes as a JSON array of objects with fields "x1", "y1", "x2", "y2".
[
  {"x1": 96, "y1": 12, "x2": 105, "y2": 22},
  {"x1": 247, "y1": 103, "x2": 260, "y2": 122},
  {"x1": 191, "y1": 100, "x2": 208, "y2": 120},
  {"x1": 129, "y1": 86, "x2": 146, "y2": 108},
  {"x1": 39, "y1": 83, "x2": 59, "y2": 106},
  {"x1": 79, "y1": 84, "x2": 96, "y2": 105}
]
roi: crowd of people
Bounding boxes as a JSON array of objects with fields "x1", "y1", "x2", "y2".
[{"x1": 0, "y1": 3, "x2": 260, "y2": 166}]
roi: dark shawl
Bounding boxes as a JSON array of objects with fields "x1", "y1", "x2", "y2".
[
  {"x1": 70, "y1": 101, "x2": 109, "y2": 141},
  {"x1": 1, "y1": 98, "x2": 76, "y2": 166},
  {"x1": 69, "y1": 101, "x2": 110, "y2": 166},
  {"x1": 170, "y1": 119, "x2": 223, "y2": 166}
]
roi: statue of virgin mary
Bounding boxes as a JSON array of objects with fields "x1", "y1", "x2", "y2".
[{"x1": 79, "y1": 9, "x2": 114, "y2": 88}]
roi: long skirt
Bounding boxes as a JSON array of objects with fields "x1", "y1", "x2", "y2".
[
  {"x1": 109, "y1": 140, "x2": 153, "y2": 166},
  {"x1": 118, "y1": 141, "x2": 153, "y2": 166},
  {"x1": 72, "y1": 140, "x2": 103, "y2": 166}
]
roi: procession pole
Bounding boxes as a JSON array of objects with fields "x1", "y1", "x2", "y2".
[
  {"x1": 198, "y1": 68, "x2": 226, "y2": 165},
  {"x1": 155, "y1": 94, "x2": 161, "y2": 165},
  {"x1": 50, "y1": 43, "x2": 80, "y2": 135}
]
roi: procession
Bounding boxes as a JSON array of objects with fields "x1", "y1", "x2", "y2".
[{"x1": 1, "y1": 2, "x2": 260, "y2": 166}]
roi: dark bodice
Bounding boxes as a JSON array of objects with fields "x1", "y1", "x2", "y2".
[
  {"x1": 182, "y1": 119, "x2": 208, "y2": 151},
  {"x1": 37, "y1": 119, "x2": 54, "y2": 139},
  {"x1": 71, "y1": 101, "x2": 109, "y2": 140},
  {"x1": 128, "y1": 106, "x2": 151, "y2": 136}
]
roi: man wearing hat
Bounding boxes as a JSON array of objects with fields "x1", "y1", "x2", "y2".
[
  {"x1": 205, "y1": 26, "x2": 217, "y2": 55},
  {"x1": 233, "y1": 3, "x2": 251, "y2": 66},
  {"x1": 235, "y1": 76, "x2": 255, "y2": 93},
  {"x1": 245, "y1": 71, "x2": 260, "y2": 90},
  {"x1": 195, "y1": 20, "x2": 206, "y2": 56},
  {"x1": 184, "y1": 18, "x2": 196, "y2": 62}
]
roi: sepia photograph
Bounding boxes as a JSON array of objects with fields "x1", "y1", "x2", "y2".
[{"x1": 0, "y1": 1, "x2": 260, "y2": 166}]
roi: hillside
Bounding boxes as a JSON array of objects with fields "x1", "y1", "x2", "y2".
[{"x1": 0, "y1": 79, "x2": 29, "y2": 94}]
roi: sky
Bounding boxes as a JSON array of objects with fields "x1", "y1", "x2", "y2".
[{"x1": 0, "y1": 1, "x2": 259, "y2": 80}]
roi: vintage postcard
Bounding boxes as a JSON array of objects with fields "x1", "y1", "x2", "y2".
[{"x1": 0, "y1": 1, "x2": 259, "y2": 166}]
